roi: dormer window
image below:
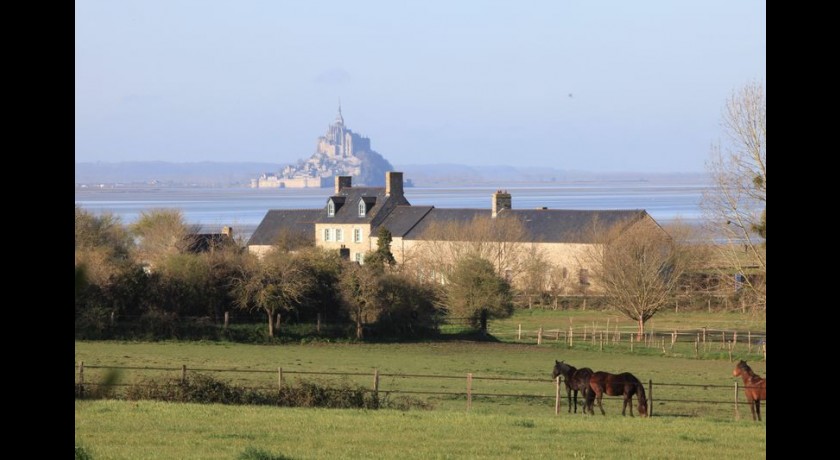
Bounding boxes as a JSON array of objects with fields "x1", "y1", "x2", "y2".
[
  {"x1": 327, "y1": 200, "x2": 335, "y2": 217},
  {"x1": 358, "y1": 200, "x2": 366, "y2": 217}
]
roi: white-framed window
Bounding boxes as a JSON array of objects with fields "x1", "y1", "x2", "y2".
[
  {"x1": 335, "y1": 228, "x2": 343, "y2": 242},
  {"x1": 353, "y1": 228, "x2": 362, "y2": 243},
  {"x1": 579, "y1": 268, "x2": 590, "y2": 285},
  {"x1": 324, "y1": 228, "x2": 331, "y2": 241},
  {"x1": 327, "y1": 201, "x2": 335, "y2": 217},
  {"x1": 358, "y1": 200, "x2": 366, "y2": 217},
  {"x1": 355, "y1": 252, "x2": 364, "y2": 264}
]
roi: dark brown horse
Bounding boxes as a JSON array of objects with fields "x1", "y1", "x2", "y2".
[
  {"x1": 586, "y1": 371, "x2": 648, "y2": 417},
  {"x1": 552, "y1": 360, "x2": 594, "y2": 414},
  {"x1": 733, "y1": 360, "x2": 766, "y2": 421}
]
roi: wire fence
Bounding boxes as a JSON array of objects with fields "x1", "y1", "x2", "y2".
[{"x1": 75, "y1": 362, "x2": 765, "y2": 420}]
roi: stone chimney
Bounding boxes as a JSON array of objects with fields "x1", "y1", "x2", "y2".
[
  {"x1": 221, "y1": 226, "x2": 233, "y2": 238},
  {"x1": 492, "y1": 190, "x2": 512, "y2": 217},
  {"x1": 386, "y1": 171, "x2": 404, "y2": 198},
  {"x1": 335, "y1": 176, "x2": 352, "y2": 194}
]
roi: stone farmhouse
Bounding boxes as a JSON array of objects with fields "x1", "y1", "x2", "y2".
[{"x1": 247, "y1": 171, "x2": 667, "y2": 292}]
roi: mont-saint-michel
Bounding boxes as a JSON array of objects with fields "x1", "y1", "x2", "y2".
[{"x1": 251, "y1": 106, "x2": 400, "y2": 189}]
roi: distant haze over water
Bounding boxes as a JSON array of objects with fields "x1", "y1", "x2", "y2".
[{"x1": 75, "y1": 179, "x2": 711, "y2": 241}]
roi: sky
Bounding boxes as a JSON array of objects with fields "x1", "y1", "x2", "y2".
[{"x1": 75, "y1": 0, "x2": 766, "y2": 173}]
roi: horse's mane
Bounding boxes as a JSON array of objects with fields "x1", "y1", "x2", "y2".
[
  {"x1": 634, "y1": 377, "x2": 647, "y2": 404},
  {"x1": 739, "y1": 361, "x2": 757, "y2": 377}
]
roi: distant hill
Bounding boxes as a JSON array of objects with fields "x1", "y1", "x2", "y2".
[
  {"x1": 75, "y1": 161, "x2": 284, "y2": 187},
  {"x1": 75, "y1": 161, "x2": 706, "y2": 188}
]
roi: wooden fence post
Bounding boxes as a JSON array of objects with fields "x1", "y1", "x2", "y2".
[
  {"x1": 728, "y1": 341, "x2": 733, "y2": 362},
  {"x1": 648, "y1": 379, "x2": 653, "y2": 417},
  {"x1": 762, "y1": 342, "x2": 766, "y2": 361},
  {"x1": 569, "y1": 327, "x2": 574, "y2": 348},
  {"x1": 748, "y1": 331, "x2": 752, "y2": 354},
  {"x1": 518, "y1": 324, "x2": 522, "y2": 341},
  {"x1": 720, "y1": 331, "x2": 725, "y2": 350},
  {"x1": 181, "y1": 364, "x2": 187, "y2": 384},
  {"x1": 702, "y1": 327, "x2": 707, "y2": 351},
  {"x1": 735, "y1": 381, "x2": 740, "y2": 420},
  {"x1": 537, "y1": 327, "x2": 543, "y2": 345},
  {"x1": 630, "y1": 333, "x2": 634, "y2": 352},
  {"x1": 599, "y1": 332, "x2": 604, "y2": 351},
  {"x1": 373, "y1": 369, "x2": 380, "y2": 409},
  {"x1": 317, "y1": 313, "x2": 321, "y2": 333},
  {"x1": 110, "y1": 311, "x2": 115, "y2": 326},
  {"x1": 224, "y1": 311, "x2": 229, "y2": 330},
  {"x1": 78, "y1": 361, "x2": 84, "y2": 399},
  {"x1": 466, "y1": 373, "x2": 473, "y2": 411},
  {"x1": 555, "y1": 376, "x2": 561, "y2": 415},
  {"x1": 555, "y1": 329, "x2": 560, "y2": 341},
  {"x1": 695, "y1": 334, "x2": 699, "y2": 358},
  {"x1": 733, "y1": 331, "x2": 738, "y2": 350}
]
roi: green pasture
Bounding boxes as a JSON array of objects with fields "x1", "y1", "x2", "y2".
[
  {"x1": 75, "y1": 338, "x2": 766, "y2": 420},
  {"x1": 75, "y1": 400, "x2": 766, "y2": 459},
  {"x1": 76, "y1": 309, "x2": 766, "y2": 458}
]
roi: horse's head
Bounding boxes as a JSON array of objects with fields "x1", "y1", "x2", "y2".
[
  {"x1": 552, "y1": 360, "x2": 564, "y2": 379},
  {"x1": 733, "y1": 360, "x2": 749, "y2": 377},
  {"x1": 638, "y1": 399, "x2": 649, "y2": 417}
]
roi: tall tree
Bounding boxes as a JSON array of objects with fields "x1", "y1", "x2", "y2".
[
  {"x1": 702, "y1": 81, "x2": 766, "y2": 309},
  {"x1": 339, "y1": 262, "x2": 382, "y2": 339},
  {"x1": 585, "y1": 218, "x2": 689, "y2": 338},
  {"x1": 407, "y1": 215, "x2": 528, "y2": 283},
  {"x1": 131, "y1": 209, "x2": 198, "y2": 268},
  {"x1": 442, "y1": 253, "x2": 514, "y2": 329},
  {"x1": 232, "y1": 251, "x2": 312, "y2": 338},
  {"x1": 364, "y1": 226, "x2": 397, "y2": 273}
]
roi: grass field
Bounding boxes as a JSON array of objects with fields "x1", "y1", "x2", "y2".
[
  {"x1": 75, "y1": 400, "x2": 766, "y2": 459},
  {"x1": 76, "y1": 309, "x2": 766, "y2": 458}
]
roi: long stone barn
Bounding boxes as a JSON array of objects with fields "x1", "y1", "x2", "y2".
[{"x1": 247, "y1": 171, "x2": 667, "y2": 291}]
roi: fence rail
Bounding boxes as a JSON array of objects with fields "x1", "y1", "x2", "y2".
[{"x1": 75, "y1": 362, "x2": 765, "y2": 420}]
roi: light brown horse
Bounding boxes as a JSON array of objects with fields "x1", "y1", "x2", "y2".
[
  {"x1": 586, "y1": 371, "x2": 648, "y2": 417},
  {"x1": 733, "y1": 360, "x2": 766, "y2": 421}
]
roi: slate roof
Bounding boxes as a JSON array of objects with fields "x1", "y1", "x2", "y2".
[
  {"x1": 317, "y1": 187, "x2": 410, "y2": 225},
  {"x1": 401, "y1": 208, "x2": 648, "y2": 243},
  {"x1": 377, "y1": 205, "x2": 434, "y2": 237},
  {"x1": 247, "y1": 209, "x2": 322, "y2": 246}
]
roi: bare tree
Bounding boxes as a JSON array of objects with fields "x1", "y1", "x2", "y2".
[
  {"x1": 75, "y1": 206, "x2": 134, "y2": 285},
  {"x1": 339, "y1": 262, "x2": 382, "y2": 339},
  {"x1": 702, "y1": 81, "x2": 766, "y2": 310},
  {"x1": 519, "y1": 244, "x2": 551, "y2": 308},
  {"x1": 585, "y1": 218, "x2": 688, "y2": 338},
  {"x1": 408, "y1": 214, "x2": 529, "y2": 282},
  {"x1": 232, "y1": 250, "x2": 312, "y2": 338},
  {"x1": 545, "y1": 264, "x2": 570, "y2": 310},
  {"x1": 131, "y1": 209, "x2": 199, "y2": 268}
]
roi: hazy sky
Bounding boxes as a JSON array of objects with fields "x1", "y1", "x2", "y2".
[{"x1": 75, "y1": 0, "x2": 765, "y2": 173}]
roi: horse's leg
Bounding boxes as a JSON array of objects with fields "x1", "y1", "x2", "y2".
[
  {"x1": 747, "y1": 396, "x2": 756, "y2": 421},
  {"x1": 755, "y1": 400, "x2": 761, "y2": 422},
  {"x1": 582, "y1": 388, "x2": 592, "y2": 414},
  {"x1": 583, "y1": 388, "x2": 593, "y2": 414},
  {"x1": 572, "y1": 389, "x2": 578, "y2": 414},
  {"x1": 566, "y1": 386, "x2": 572, "y2": 413},
  {"x1": 628, "y1": 394, "x2": 634, "y2": 417},
  {"x1": 596, "y1": 392, "x2": 605, "y2": 415}
]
